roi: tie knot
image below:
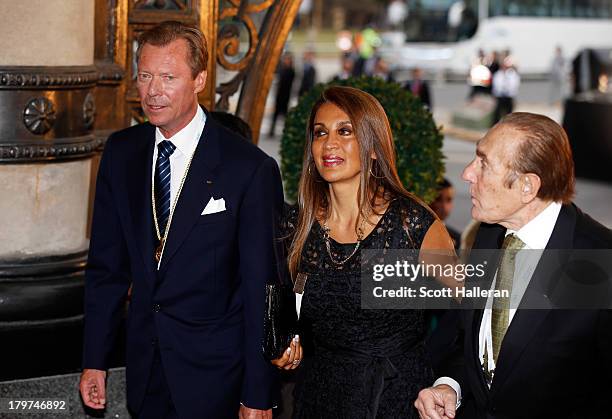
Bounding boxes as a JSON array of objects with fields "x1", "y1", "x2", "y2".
[
  {"x1": 502, "y1": 233, "x2": 525, "y2": 251},
  {"x1": 158, "y1": 140, "x2": 176, "y2": 159}
]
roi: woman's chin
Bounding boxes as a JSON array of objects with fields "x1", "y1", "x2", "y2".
[{"x1": 320, "y1": 173, "x2": 362, "y2": 186}]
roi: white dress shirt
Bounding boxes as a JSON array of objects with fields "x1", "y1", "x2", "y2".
[
  {"x1": 152, "y1": 106, "x2": 206, "y2": 210},
  {"x1": 152, "y1": 106, "x2": 206, "y2": 269},
  {"x1": 434, "y1": 202, "x2": 562, "y2": 402},
  {"x1": 492, "y1": 68, "x2": 521, "y2": 98}
]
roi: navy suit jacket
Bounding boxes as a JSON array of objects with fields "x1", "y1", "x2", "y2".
[
  {"x1": 441, "y1": 204, "x2": 612, "y2": 419},
  {"x1": 83, "y1": 114, "x2": 284, "y2": 418}
]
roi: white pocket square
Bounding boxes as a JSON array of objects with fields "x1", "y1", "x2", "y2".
[{"x1": 201, "y1": 197, "x2": 226, "y2": 215}]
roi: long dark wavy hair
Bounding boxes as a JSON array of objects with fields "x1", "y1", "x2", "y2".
[{"x1": 288, "y1": 86, "x2": 425, "y2": 277}]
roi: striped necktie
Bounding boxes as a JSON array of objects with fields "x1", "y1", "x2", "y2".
[{"x1": 155, "y1": 140, "x2": 176, "y2": 236}]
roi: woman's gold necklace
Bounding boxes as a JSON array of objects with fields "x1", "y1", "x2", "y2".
[{"x1": 321, "y1": 216, "x2": 367, "y2": 266}]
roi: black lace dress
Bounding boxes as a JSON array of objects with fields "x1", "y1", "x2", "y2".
[{"x1": 282, "y1": 196, "x2": 436, "y2": 419}]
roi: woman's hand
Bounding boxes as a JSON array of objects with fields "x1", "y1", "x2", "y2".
[{"x1": 270, "y1": 335, "x2": 302, "y2": 370}]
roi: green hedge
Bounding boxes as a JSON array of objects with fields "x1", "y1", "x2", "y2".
[{"x1": 280, "y1": 76, "x2": 444, "y2": 203}]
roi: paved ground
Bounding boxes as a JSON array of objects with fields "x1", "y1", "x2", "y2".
[{"x1": 257, "y1": 57, "x2": 612, "y2": 230}]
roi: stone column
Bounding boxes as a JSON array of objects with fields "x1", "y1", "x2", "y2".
[{"x1": 0, "y1": 0, "x2": 99, "y2": 380}]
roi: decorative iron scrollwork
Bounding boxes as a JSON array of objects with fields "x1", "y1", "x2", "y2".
[
  {"x1": 215, "y1": 0, "x2": 275, "y2": 111},
  {"x1": 217, "y1": 16, "x2": 258, "y2": 72},
  {"x1": 216, "y1": 71, "x2": 247, "y2": 111},
  {"x1": 23, "y1": 97, "x2": 56, "y2": 135},
  {"x1": 113, "y1": 0, "x2": 300, "y2": 143}
]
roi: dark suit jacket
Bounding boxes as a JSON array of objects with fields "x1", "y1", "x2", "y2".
[
  {"x1": 404, "y1": 79, "x2": 432, "y2": 109},
  {"x1": 444, "y1": 203, "x2": 612, "y2": 419},
  {"x1": 274, "y1": 66, "x2": 295, "y2": 115},
  {"x1": 83, "y1": 114, "x2": 284, "y2": 418},
  {"x1": 298, "y1": 63, "x2": 316, "y2": 97}
]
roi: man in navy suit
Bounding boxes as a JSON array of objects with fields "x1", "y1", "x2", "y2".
[
  {"x1": 79, "y1": 21, "x2": 284, "y2": 418},
  {"x1": 416, "y1": 112, "x2": 612, "y2": 418}
]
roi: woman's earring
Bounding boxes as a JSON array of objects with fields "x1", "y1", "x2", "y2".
[
  {"x1": 309, "y1": 163, "x2": 324, "y2": 182},
  {"x1": 369, "y1": 164, "x2": 384, "y2": 179}
]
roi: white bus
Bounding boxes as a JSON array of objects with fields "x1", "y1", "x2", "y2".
[{"x1": 381, "y1": 0, "x2": 612, "y2": 77}]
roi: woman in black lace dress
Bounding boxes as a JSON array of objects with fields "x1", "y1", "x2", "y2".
[{"x1": 282, "y1": 86, "x2": 455, "y2": 418}]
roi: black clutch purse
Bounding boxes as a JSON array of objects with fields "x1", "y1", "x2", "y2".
[{"x1": 262, "y1": 282, "x2": 296, "y2": 360}]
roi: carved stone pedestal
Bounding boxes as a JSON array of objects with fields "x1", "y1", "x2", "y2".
[{"x1": 0, "y1": 0, "x2": 99, "y2": 380}]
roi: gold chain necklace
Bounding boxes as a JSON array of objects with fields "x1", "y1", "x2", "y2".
[
  {"x1": 152, "y1": 147, "x2": 196, "y2": 264},
  {"x1": 321, "y1": 216, "x2": 366, "y2": 266}
]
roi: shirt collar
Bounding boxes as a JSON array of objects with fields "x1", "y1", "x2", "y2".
[
  {"x1": 505, "y1": 201, "x2": 562, "y2": 249},
  {"x1": 155, "y1": 105, "x2": 206, "y2": 157}
]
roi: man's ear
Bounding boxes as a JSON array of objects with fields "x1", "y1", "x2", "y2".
[
  {"x1": 520, "y1": 173, "x2": 541, "y2": 203},
  {"x1": 371, "y1": 151, "x2": 377, "y2": 160},
  {"x1": 194, "y1": 70, "x2": 207, "y2": 94}
]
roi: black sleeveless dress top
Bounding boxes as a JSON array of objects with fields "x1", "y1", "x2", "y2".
[{"x1": 282, "y1": 196, "x2": 436, "y2": 419}]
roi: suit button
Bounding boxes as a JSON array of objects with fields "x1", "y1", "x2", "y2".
[
  {"x1": 151, "y1": 338, "x2": 158, "y2": 346},
  {"x1": 153, "y1": 303, "x2": 161, "y2": 312}
]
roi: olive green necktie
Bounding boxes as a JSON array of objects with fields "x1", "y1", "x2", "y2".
[{"x1": 484, "y1": 234, "x2": 525, "y2": 377}]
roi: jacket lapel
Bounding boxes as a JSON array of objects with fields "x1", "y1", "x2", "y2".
[
  {"x1": 466, "y1": 223, "x2": 506, "y2": 398},
  {"x1": 127, "y1": 125, "x2": 157, "y2": 276},
  {"x1": 489, "y1": 309, "x2": 549, "y2": 397},
  {"x1": 158, "y1": 117, "x2": 221, "y2": 271},
  {"x1": 465, "y1": 308, "x2": 489, "y2": 401},
  {"x1": 489, "y1": 204, "x2": 576, "y2": 396}
]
